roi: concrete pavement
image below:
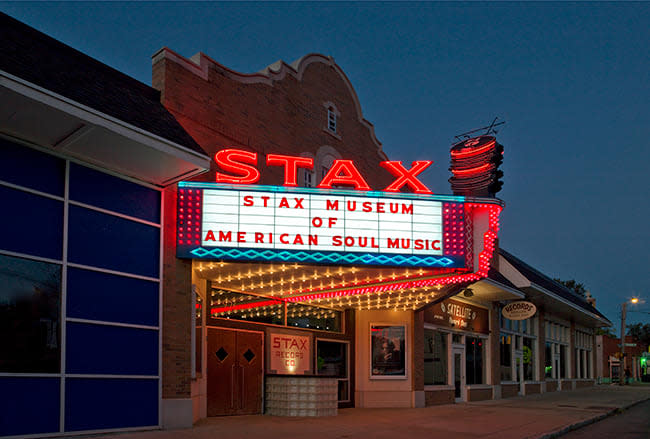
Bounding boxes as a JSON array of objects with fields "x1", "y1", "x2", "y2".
[
  {"x1": 99, "y1": 385, "x2": 650, "y2": 439},
  {"x1": 561, "y1": 399, "x2": 650, "y2": 439}
]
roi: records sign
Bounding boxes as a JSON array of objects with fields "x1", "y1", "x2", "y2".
[{"x1": 502, "y1": 301, "x2": 536, "y2": 321}]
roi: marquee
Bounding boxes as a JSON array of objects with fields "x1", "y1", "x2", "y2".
[{"x1": 177, "y1": 182, "x2": 501, "y2": 270}]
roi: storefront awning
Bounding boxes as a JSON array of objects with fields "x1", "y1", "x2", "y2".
[{"x1": 0, "y1": 71, "x2": 210, "y2": 186}]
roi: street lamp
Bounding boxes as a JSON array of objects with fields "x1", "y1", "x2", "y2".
[{"x1": 619, "y1": 297, "x2": 640, "y2": 385}]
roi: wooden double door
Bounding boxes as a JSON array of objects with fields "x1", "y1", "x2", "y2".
[{"x1": 207, "y1": 328, "x2": 263, "y2": 416}]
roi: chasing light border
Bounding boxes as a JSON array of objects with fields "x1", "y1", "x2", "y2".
[{"x1": 189, "y1": 247, "x2": 458, "y2": 268}]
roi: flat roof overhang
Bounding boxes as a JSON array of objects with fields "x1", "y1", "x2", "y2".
[
  {"x1": 0, "y1": 70, "x2": 210, "y2": 186},
  {"x1": 522, "y1": 283, "x2": 611, "y2": 328},
  {"x1": 469, "y1": 278, "x2": 526, "y2": 302}
]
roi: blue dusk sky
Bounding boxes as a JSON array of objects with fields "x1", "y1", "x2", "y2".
[{"x1": 2, "y1": 2, "x2": 649, "y2": 331}]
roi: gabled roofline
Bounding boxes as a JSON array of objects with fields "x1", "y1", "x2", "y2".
[{"x1": 152, "y1": 48, "x2": 388, "y2": 161}]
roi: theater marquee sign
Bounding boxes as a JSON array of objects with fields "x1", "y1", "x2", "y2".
[
  {"x1": 424, "y1": 298, "x2": 489, "y2": 334},
  {"x1": 176, "y1": 148, "x2": 503, "y2": 270}
]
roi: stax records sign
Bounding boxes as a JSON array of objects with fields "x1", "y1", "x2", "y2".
[
  {"x1": 267, "y1": 332, "x2": 311, "y2": 375},
  {"x1": 424, "y1": 298, "x2": 489, "y2": 334}
]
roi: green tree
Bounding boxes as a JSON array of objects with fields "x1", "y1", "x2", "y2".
[
  {"x1": 595, "y1": 327, "x2": 616, "y2": 337},
  {"x1": 626, "y1": 323, "x2": 650, "y2": 346},
  {"x1": 554, "y1": 278, "x2": 587, "y2": 298}
]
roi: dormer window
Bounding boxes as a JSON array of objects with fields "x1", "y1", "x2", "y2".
[{"x1": 327, "y1": 107, "x2": 337, "y2": 133}]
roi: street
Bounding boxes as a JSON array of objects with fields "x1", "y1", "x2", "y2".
[{"x1": 562, "y1": 399, "x2": 650, "y2": 439}]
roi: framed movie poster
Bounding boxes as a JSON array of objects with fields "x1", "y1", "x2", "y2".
[{"x1": 370, "y1": 324, "x2": 406, "y2": 379}]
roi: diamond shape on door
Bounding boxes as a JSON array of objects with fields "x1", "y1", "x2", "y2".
[
  {"x1": 243, "y1": 348, "x2": 255, "y2": 363},
  {"x1": 215, "y1": 347, "x2": 228, "y2": 362}
]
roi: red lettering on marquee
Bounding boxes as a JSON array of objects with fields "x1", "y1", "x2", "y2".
[
  {"x1": 317, "y1": 160, "x2": 371, "y2": 190},
  {"x1": 212, "y1": 149, "x2": 435, "y2": 193},
  {"x1": 380, "y1": 160, "x2": 434, "y2": 194},
  {"x1": 326, "y1": 200, "x2": 339, "y2": 210},
  {"x1": 214, "y1": 149, "x2": 260, "y2": 184},
  {"x1": 266, "y1": 154, "x2": 314, "y2": 187}
]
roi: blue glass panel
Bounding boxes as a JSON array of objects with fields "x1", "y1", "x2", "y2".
[
  {"x1": 0, "y1": 185, "x2": 63, "y2": 260},
  {"x1": 65, "y1": 378, "x2": 158, "y2": 431},
  {"x1": 0, "y1": 254, "x2": 61, "y2": 373},
  {"x1": 67, "y1": 267, "x2": 158, "y2": 327},
  {"x1": 66, "y1": 322, "x2": 158, "y2": 375},
  {"x1": 0, "y1": 377, "x2": 59, "y2": 436},
  {"x1": 0, "y1": 138, "x2": 65, "y2": 196},
  {"x1": 69, "y1": 163, "x2": 160, "y2": 223},
  {"x1": 67, "y1": 205, "x2": 159, "y2": 278}
]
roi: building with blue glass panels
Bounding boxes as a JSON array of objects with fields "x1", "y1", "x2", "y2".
[{"x1": 0, "y1": 12, "x2": 209, "y2": 437}]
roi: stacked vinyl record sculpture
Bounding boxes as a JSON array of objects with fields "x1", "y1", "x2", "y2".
[{"x1": 449, "y1": 135, "x2": 504, "y2": 197}]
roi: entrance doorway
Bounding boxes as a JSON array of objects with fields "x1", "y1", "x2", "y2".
[
  {"x1": 207, "y1": 328, "x2": 263, "y2": 416},
  {"x1": 452, "y1": 346, "x2": 465, "y2": 402}
]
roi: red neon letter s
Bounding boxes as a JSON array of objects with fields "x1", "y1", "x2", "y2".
[
  {"x1": 317, "y1": 160, "x2": 371, "y2": 190},
  {"x1": 266, "y1": 154, "x2": 314, "y2": 187},
  {"x1": 380, "y1": 160, "x2": 433, "y2": 194},
  {"x1": 214, "y1": 149, "x2": 260, "y2": 184}
]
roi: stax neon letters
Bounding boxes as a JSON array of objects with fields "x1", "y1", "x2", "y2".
[{"x1": 214, "y1": 148, "x2": 434, "y2": 193}]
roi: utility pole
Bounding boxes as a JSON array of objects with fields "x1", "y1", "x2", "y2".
[{"x1": 620, "y1": 302, "x2": 627, "y2": 385}]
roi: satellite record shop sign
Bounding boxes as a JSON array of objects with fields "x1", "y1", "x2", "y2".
[{"x1": 176, "y1": 149, "x2": 472, "y2": 268}]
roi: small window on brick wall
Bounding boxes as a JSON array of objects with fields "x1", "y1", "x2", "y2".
[
  {"x1": 327, "y1": 107, "x2": 337, "y2": 133},
  {"x1": 304, "y1": 169, "x2": 314, "y2": 188}
]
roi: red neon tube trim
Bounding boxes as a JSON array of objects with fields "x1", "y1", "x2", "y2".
[
  {"x1": 380, "y1": 160, "x2": 433, "y2": 194},
  {"x1": 266, "y1": 154, "x2": 314, "y2": 187},
  {"x1": 451, "y1": 140, "x2": 496, "y2": 159},
  {"x1": 211, "y1": 299, "x2": 283, "y2": 315},
  {"x1": 451, "y1": 163, "x2": 492, "y2": 176},
  {"x1": 214, "y1": 149, "x2": 260, "y2": 184},
  {"x1": 317, "y1": 160, "x2": 371, "y2": 190}
]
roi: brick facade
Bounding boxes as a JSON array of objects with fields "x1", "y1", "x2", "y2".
[
  {"x1": 153, "y1": 50, "x2": 397, "y2": 400},
  {"x1": 467, "y1": 387, "x2": 493, "y2": 401},
  {"x1": 501, "y1": 383, "x2": 519, "y2": 399},
  {"x1": 425, "y1": 390, "x2": 454, "y2": 406},
  {"x1": 152, "y1": 50, "x2": 393, "y2": 191},
  {"x1": 162, "y1": 186, "x2": 193, "y2": 399}
]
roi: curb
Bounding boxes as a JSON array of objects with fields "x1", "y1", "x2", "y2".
[{"x1": 537, "y1": 396, "x2": 650, "y2": 439}]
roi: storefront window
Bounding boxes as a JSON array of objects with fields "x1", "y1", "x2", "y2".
[
  {"x1": 424, "y1": 329, "x2": 447, "y2": 385},
  {"x1": 0, "y1": 253, "x2": 61, "y2": 373},
  {"x1": 500, "y1": 333, "x2": 512, "y2": 381},
  {"x1": 287, "y1": 302, "x2": 341, "y2": 332},
  {"x1": 317, "y1": 340, "x2": 347, "y2": 377},
  {"x1": 560, "y1": 345, "x2": 567, "y2": 378},
  {"x1": 545, "y1": 342, "x2": 553, "y2": 378},
  {"x1": 210, "y1": 288, "x2": 285, "y2": 325},
  {"x1": 317, "y1": 340, "x2": 349, "y2": 401},
  {"x1": 523, "y1": 337, "x2": 535, "y2": 381},
  {"x1": 466, "y1": 336, "x2": 484, "y2": 384}
]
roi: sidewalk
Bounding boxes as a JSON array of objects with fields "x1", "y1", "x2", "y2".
[{"x1": 100, "y1": 385, "x2": 650, "y2": 439}]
